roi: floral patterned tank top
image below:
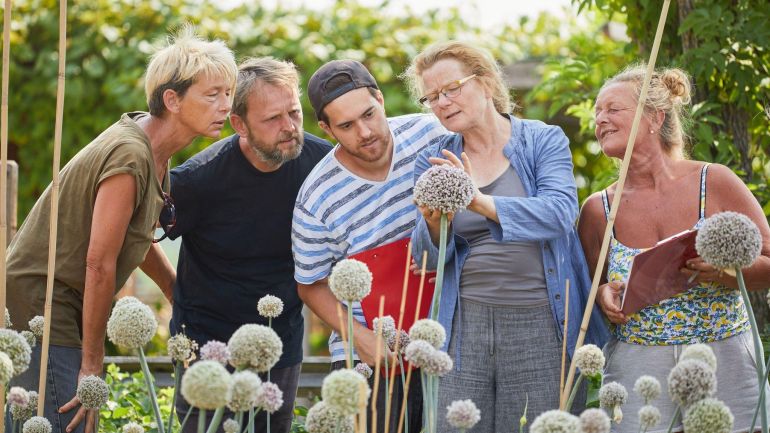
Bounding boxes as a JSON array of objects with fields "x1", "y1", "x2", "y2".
[{"x1": 602, "y1": 164, "x2": 749, "y2": 345}]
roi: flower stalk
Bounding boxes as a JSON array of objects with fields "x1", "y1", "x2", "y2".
[
  {"x1": 739, "y1": 269, "x2": 768, "y2": 433},
  {"x1": 138, "y1": 347, "x2": 165, "y2": 433},
  {"x1": 430, "y1": 214, "x2": 448, "y2": 321}
]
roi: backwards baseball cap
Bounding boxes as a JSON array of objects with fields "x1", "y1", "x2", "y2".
[{"x1": 307, "y1": 59, "x2": 379, "y2": 121}]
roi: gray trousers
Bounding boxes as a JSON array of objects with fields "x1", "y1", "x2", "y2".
[
  {"x1": 5, "y1": 344, "x2": 84, "y2": 433},
  {"x1": 438, "y1": 301, "x2": 563, "y2": 433},
  {"x1": 176, "y1": 362, "x2": 301, "y2": 433}
]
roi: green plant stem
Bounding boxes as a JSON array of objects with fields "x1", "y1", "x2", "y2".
[
  {"x1": 347, "y1": 305, "x2": 355, "y2": 368},
  {"x1": 179, "y1": 407, "x2": 194, "y2": 432},
  {"x1": 169, "y1": 360, "x2": 182, "y2": 432},
  {"x1": 665, "y1": 406, "x2": 680, "y2": 433},
  {"x1": 430, "y1": 214, "x2": 448, "y2": 320},
  {"x1": 236, "y1": 411, "x2": 244, "y2": 431},
  {"x1": 205, "y1": 407, "x2": 225, "y2": 433},
  {"x1": 564, "y1": 374, "x2": 584, "y2": 412},
  {"x1": 268, "y1": 317, "x2": 272, "y2": 433},
  {"x1": 420, "y1": 371, "x2": 429, "y2": 433},
  {"x1": 198, "y1": 409, "x2": 206, "y2": 433},
  {"x1": 749, "y1": 354, "x2": 770, "y2": 433},
  {"x1": 398, "y1": 356, "x2": 409, "y2": 433},
  {"x1": 739, "y1": 269, "x2": 768, "y2": 433},
  {"x1": 248, "y1": 407, "x2": 255, "y2": 433},
  {"x1": 139, "y1": 347, "x2": 166, "y2": 433}
]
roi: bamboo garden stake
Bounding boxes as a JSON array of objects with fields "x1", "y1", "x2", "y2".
[
  {"x1": 0, "y1": 1, "x2": 12, "y2": 431},
  {"x1": 558, "y1": 280, "x2": 570, "y2": 410}
]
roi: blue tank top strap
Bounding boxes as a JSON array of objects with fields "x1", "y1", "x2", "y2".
[{"x1": 699, "y1": 163, "x2": 710, "y2": 220}]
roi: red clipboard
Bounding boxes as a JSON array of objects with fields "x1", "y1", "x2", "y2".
[
  {"x1": 351, "y1": 237, "x2": 436, "y2": 371},
  {"x1": 621, "y1": 229, "x2": 699, "y2": 315}
]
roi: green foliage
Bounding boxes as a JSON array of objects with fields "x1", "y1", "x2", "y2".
[{"x1": 99, "y1": 364, "x2": 174, "y2": 433}]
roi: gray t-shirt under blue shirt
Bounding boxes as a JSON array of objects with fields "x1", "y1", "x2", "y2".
[{"x1": 453, "y1": 165, "x2": 549, "y2": 306}]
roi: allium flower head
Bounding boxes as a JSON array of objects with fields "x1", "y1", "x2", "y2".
[
  {"x1": 180, "y1": 360, "x2": 233, "y2": 410},
  {"x1": 0, "y1": 329, "x2": 32, "y2": 376},
  {"x1": 5, "y1": 308, "x2": 11, "y2": 327},
  {"x1": 0, "y1": 351, "x2": 14, "y2": 384},
  {"x1": 21, "y1": 331, "x2": 36, "y2": 349},
  {"x1": 421, "y1": 349, "x2": 454, "y2": 376},
  {"x1": 682, "y1": 398, "x2": 733, "y2": 433},
  {"x1": 574, "y1": 344, "x2": 605, "y2": 377},
  {"x1": 579, "y1": 408, "x2": 610, "y2": 433},
  {"x1": 22, "y1": 417, "x2": 51, "y2": 433},
  {"x1": 389, "y1": 330, "x2": 410, "y2": 354},
  {"x1": 638, "y1": 405, "x2": 661, "y2": 431},
  {"x1": 167, "y1": 333, "x2": 198, "y2": 364},
  {"x1": 200, "y1": 340, "x2": 230, "y2": 365},
  {"x1": 222, "y1": 419, "x2": 239, "y2": 433},
  {"x1": 77, "y1": 375, "x2": 109, "y2": 409},
  {"x1": 106, "y1": 297, "x2": 158, "y2": 349},
  {"x1": 7, "y1": 387, "x2": 30, "y2": 407},
  {"x1": 228, "y1": 370, "x2": 261, "y2": 412},
  {"x1": 667, "y1": 359, "x2": 716, "y2": 408},
  {"x1": 328, "y1": 259, "x2": 372, "y2": 302},
  {"x1": 680, "y1": 344, "x2": 717, "y2": 371},
  {"x1": 413, "y1": 165, "x2": 475, "y2": 214},
  {"x1": 257, "y1": 295, "x2": 284, "y2": 319},
  {"x1": 354, "y1": 362, "x2": 373, "y2": 379},
  {"x1": 256, "y1": 381, "x2": 284, "y2": 413},
  {"x1": 696, "y1": 211, "x2": 762, "y2": 270},
  {"x1": 633, "y1": 375, "x2": 661, "y2": 403},
  {"x1": 446, "y1": 399, "x2": 480, "y2": 430},
  {"x1": 227, "y1": 324, "x2": 282, "y2": 372},
  {"x1": 409, "y1": 319, "x2": 446, "y2": 349},
  {"x1": 122, "y1": 422, "x2": 144, "y2": 433},
  {"x1": 404, "y1": 340, "x2": 436, "y2": 369},
  {"x1": 28, "y1": 316, "x2": 44, "y2": 339},
  {"x1": 372, "y1": 316, "x2": 396, "y2": 342},
  {"x1": 305, "y1": 401, "x2": 354, "y2": 433},
  {"x1": 321, "y1": 369, "x2": 371, "y2": 416},
  {"x1": 11, "y1": 391, "x2": 37, "y2": 421},
  {"x1": 530, "y1": 410, "x2": 581, "y2": 433},
  {"x1": 599, "y1": 382, "x2": 628, "y2": 423}
]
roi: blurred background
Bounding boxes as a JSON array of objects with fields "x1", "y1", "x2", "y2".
[{"x1": 1, "y1": 0, "x2": 768, "y2": 356}]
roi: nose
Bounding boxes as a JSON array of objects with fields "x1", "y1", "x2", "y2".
[
  {"x1": 218, "y1": 93, "x2": 231, "y2": 112},
  {"x1": 357, "y1": 122, "x2": 372, "y2": 140},
  {"x1": 436, "y1": 92, "x2": 453, "y2": 108},
  {"x1": 280, "y1": 114, "x2": 297, "y2": 132}
]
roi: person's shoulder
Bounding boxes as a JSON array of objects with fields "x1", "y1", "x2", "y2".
[
  {"x1": 301, "y1": 132, "x2": 333, "y2": 158},
  {"x1": 295, "y1": 150, "x2": 340, "y2": 202},
  {"x1": 700, "y1": 161, "x2": 747, "y2": 197},
  {"x1": 171, "y1": 134, "x2": 238, "y2": 186},
  {"x1": 389, "y1": 113, "x2": 446, "y2": 135},
  {"x1": 518, "y1": 117, "x2": 567, "y2": 139},
  {"x1": 580, "y1": 190, "x2": 607, "y2": 221}
]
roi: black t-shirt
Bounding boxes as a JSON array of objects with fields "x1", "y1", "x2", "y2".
[{"x1": 168, "y1": 132, "x2": 332, "y2": 368}]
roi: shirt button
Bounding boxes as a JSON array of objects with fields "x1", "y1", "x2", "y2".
[
  {"x1": 555, "y1": 294, "x2": 561, "y2": 300},
  {"x1": 548, "y1": 268, "x2": 554, "y2": 274}
]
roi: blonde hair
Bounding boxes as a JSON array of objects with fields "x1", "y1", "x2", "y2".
[
  {"x1": 404, "y1": 40, "x2": 514, "y2": 114},
  {"x1": 231, "y1": 57, "x2": 300, "y2": 118},
  {"x1": 145, "y1": 25, "x2": 237, "y2": 116},
  {"x1": 601, "y1": 65, "x2": 692, "y2": 159}
]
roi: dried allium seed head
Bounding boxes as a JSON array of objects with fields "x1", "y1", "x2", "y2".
[
  {"x1": 167, "y1": 333, "x2": 198, "y2": 364},
  {"x1": 354, "y1": 362, "x2": 373, "y2": 379},
  {"x1": 413, "y1": 165, "x2": 475, "y2": 214}
]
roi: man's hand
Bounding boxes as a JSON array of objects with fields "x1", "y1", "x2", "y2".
[
  {"x1": 59, "y1": 368, "x2": 102, "y2": 433},
  {"x1": 352, "y1": 324, "x2": 396, "y2": 367}
]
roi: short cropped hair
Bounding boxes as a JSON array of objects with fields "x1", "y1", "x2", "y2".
[
  {"x1": 145, "y1": 25, "x2": 237, "y2": 117},
  {"x1": 231, "y1": 57, "x2": 300, "y2": 118}
]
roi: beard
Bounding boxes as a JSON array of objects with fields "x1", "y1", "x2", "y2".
[{"x1": 246, "y1": 130, "x2": 304, "y2": 165}]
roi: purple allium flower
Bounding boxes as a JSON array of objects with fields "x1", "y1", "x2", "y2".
[
  {"x1": 413, "y1": 165, "x2": 475, "y2": 214},
  {"x1": 256, "y1": 381, "x2": 284, "y2": 413},
  {"x1": 199, "y1": 340, "x2": 230, "y2": 366},
  {"x1": 446, "y1": 399, "x2": 480, "y2": 430},
  {"x1": 7, "y1": 387, "x2": 29, "y2": 407}
]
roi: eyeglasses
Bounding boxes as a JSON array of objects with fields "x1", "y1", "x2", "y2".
[
  {"x1": 153, "y1": 192, "x2": 176, "y2": 243},
  {"x1": 418, "y1": 74, "x2": 477, "y2": 108}
]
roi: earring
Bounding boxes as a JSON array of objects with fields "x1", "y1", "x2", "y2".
[{"x1": 650, "y1": 129, "x2": 655, "y2": 134}]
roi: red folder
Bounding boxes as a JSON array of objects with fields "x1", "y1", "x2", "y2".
[
  {"x1": 351, "y1": 237, "x2": 436, "y2": 348},
  {"x1": 621, "y1": 229, "x2": 699, "y2": 315}
]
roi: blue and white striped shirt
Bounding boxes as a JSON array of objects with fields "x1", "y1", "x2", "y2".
[{"x1": 292, "y1": 113, "x2": 446, "y2": 362}]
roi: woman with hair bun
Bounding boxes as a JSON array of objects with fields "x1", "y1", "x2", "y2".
[{"x1": 579, "y1": 65, "x2": 770, "y2": 432}]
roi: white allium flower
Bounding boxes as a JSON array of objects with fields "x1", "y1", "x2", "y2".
[
  {"x1": 420, "y1": 349, "x2": 454, "y2": 377},
  {"x1": 633, "y1": 375, "x2": 661, "y2": 403},
  {"x1": 106, "y1": 297, "x2": 158, "y2": 349},
  {"x1": 530, "y1": 409, "x2": 581, "y2": 433},
  {"x1": 180, "y1": 360, "x2": 233, "y2": 410},
  {"x1": 354, "y1": 362, "x2": 373, "y2": 379},
  {"x1": 0, "y1": 329, "x2": 31, "y2": 376},
  {"x1": 200, "y1": 340, "x2": 230, "y2": 365},
  {"x1": 22, "y1": 417, "x2": 51, "y2": 433},
  {"x1": 667, "y1": 359, "x2": 716, "y2": 408},
  {"x1": 413, "y1": 165, "x2": 475, "y2": 214},
  {"x1": 599, "y1": 381, "x2": 628, "y2": 423},
  {"x1": 579, "y1": 408, "x2": 611, "y2": 433},
  {"x1": 5, "y1": 308, "x2": 11, "y2": 327},
  {"x1": 574, "y1": 344, "x2": 605, "y2": 377},
  {"x1": 122, "y1": 422, "x2": 144, "y2": 433},
  {"x1": 222, "y1": 419, "x2": 239, "y2": 433},
  {"x1": 257, "y1": 295, "x2": 284, "y2": 319},
  {"x1": 77, "y1": 375, "x2": 109, "y2": 409},
  {"x1": 256, "y1": 381, "x2": 283, "y2": 413},
  {"x1": 409, "y1": 319, "x2": 446, "y2": 349},
  {"x1": 404, "y1": 340, "x2": 436, "y2": 369},
  {"x1": 305, "y1": 401, "x2": 354, "y2": 433},
  {"x1": 696, "y1": 211, "x2": 762, "y2": 270},
  {"x1": 389, "y1": 330, "x2": 410, "y2": 354},
  {"x1": 372, "y1": 316, "x2": 396, "y2": 342},
  {"x1": 321, "y1": 369, "x2": 371, "y2": 416},
  {"x1": 21, "y1": 331, "x2": 36, "y2": 349},
  {"x1": 680, "y1": 344, "x2": 717, "y2": 371},
  {"x1": 328, "y1": 259, "x2": 372, "y2": 302},
  {"x1": 167, "y1": 333, "x2": 198, "y2": 364},
  {"x1": 227, "y1": 324, "x2": 282, "y2": 372},
  {"x1": 228, "y1": 370, "x2": 261, "y2": 412},
  {"x1": 638, "y1": 405, "x2": 661, "y2": 431},
  {"x1": 7, "y1": 387, "x2": 30, "y2": 407},
  {"x1": 11, "y1": 391, "x2": 37, "y2": 421},
  {"x1": 682, "y1": 398, "x2": 734, "y2": 433},
  {"x1": 446, "y1": 399, "x2": 480, "y2": 430},
  {"x1": 0, "y1": 351, "x2": 14, "y2": 384},
  {"x1": 28, "y1": 316, "x2": 44, "y2": 339}
]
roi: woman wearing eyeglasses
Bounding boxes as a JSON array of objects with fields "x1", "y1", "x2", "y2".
[
  {"x1": 4, "y1": 27, "x2": 236, "y2": 433},
  {"x1": 405, "y1": 41, "x2": 608, "y2": 430}
]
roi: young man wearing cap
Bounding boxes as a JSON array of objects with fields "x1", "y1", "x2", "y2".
[{"x1": 292, "y1": 59, "x2": 446, "y2": 432}]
